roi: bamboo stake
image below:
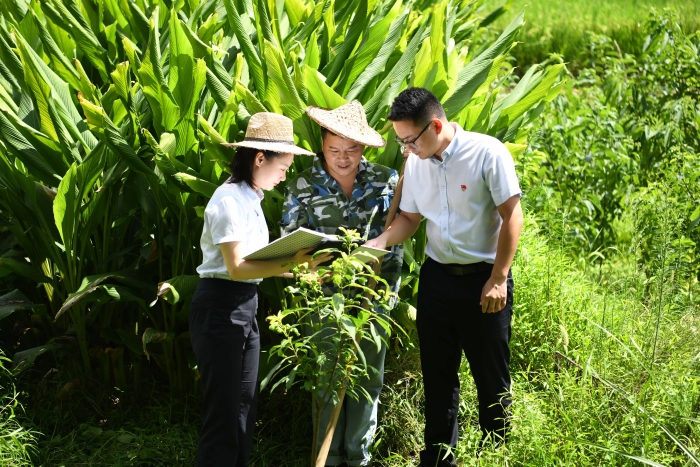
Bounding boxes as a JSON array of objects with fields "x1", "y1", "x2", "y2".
[{"x1": 314, "y1": 387, "x2": 347, "y2": 467}]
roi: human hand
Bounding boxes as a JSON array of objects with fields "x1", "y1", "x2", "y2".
[
  {"x1": 364, "y1": 236, "x2": 387, "y2": 250},
  {"x1": 480, "y1": 275, "x2": 507, "y2": 313},
  {"x1": 292, "y1": 247, "x2": 333, "y2": 269}
]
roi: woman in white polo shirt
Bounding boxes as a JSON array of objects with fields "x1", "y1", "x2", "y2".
[{"x1": 189, "y1": 113, "x2": 331, "y2": 467}]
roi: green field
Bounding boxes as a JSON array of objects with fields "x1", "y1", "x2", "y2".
[{"x1": 481, "y1": 0, "x2": 700, "y2": 66}]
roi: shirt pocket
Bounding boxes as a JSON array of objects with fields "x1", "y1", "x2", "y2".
[{"x1": 307, "y1": 197, "x2": 345, "y2": 227}]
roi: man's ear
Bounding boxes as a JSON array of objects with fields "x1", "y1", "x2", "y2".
[{"x1": 433, "y1": 119, "x2": 443, "y2": 134}]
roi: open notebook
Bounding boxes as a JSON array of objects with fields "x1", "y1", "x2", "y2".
[{"x1": 243, "y1": 227, "x2": 389, "y2": 263}]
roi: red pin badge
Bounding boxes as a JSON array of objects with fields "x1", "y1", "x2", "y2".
[{"x1": 461, "y1": 184, "x2": 467, "y2": 191}]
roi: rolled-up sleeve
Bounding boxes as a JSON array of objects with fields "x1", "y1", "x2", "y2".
[{"x1": 280, "y1": 189, "x2": 308, "y2": 235}]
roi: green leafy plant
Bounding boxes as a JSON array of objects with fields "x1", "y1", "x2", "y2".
[{"x1": 263, "y1": 228, "x2": 396, "y2": 466}]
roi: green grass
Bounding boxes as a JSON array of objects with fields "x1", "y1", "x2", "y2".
[
  {"x1": 479, "y1": 0, "x2": 700, "y2": 67},
  {"x1": 0, "y1": 354, "x2": 37, "y2": 467}
]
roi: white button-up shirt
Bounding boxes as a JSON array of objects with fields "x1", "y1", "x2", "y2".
[
  {"x1": 399, "y1": 123, "x2": 521, "y2": 265},
  {"x1": 197, "y1": 181, "x2": 268, "y2": 283}
]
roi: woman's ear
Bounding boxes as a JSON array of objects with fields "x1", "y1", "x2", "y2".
[{"x1": 255, "y1": 152, "x2": 265, "y2": 167}]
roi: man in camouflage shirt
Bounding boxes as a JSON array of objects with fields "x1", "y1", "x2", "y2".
[{"x1": 280, "y1": 101, "x2": 403, "y2": 467}]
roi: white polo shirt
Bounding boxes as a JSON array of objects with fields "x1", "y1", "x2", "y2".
[
  {"x1": 399, "y1": 123, "x2": 521, "y2": 265},
  {"x1": 197, "y1": 181, "x2": 269, "y2": 284}
]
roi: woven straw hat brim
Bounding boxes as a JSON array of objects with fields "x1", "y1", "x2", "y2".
[
  {"x1": 306, "y1": 105, "x2": 386, "y2": 148},
  {"x1": 222, "y1": 140, "x2": 315, "y2": 156}
]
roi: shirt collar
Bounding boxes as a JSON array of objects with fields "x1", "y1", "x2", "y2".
[
  {"x1": 430, "y1": 122, "x2": 464, "y2": 165},
  {"x1": 238, "y1": 182, "x2": 264, "y2": 202}
]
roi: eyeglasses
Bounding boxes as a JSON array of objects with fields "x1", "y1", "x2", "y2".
[{"x1": 394, "y1": 121, "x2": 433, "y2": 152}]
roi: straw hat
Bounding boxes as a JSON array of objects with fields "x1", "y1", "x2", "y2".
[
  {"x1": 306, "y1": 101, "x2": 386, "y2": 148},
  {"x1": 222, "y1": 112, "x2": 315, "y2": 155}
]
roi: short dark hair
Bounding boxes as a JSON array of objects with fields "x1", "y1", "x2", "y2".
[
  {"x1": 228, "y1": 147, "x2": 284, "y2": 188},
  {"x1": 320, "y1": 127, "x2": 337, "y2": 139},
  {"x1": 387, "y1": 88, "x2": 446, "y2": 126}
]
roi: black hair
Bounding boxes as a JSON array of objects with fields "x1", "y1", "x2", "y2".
[
  {"x1": 320, "y1": 127, "x2": 337, "y2": 139},
  {"x1": 228, "y1": 146, "x2": 284, "y2": 188},
  {"x1": 387, "y1": 87, "x2": 446, "y2": 126}
]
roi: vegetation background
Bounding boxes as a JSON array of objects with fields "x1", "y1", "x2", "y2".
[{"x1": 0, "y1": 0, "x2": 698, "y2": 466}]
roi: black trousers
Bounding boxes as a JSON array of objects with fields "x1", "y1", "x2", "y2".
[
  {"x1": 417, "y1": 258, "x2": 513, "y2": 464},
  {"x1": 189, "y1": 278, "x2": 260, "y2": 467}
]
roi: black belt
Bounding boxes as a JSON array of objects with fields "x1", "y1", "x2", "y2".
[{"x1": 430, "y1": 258, "x2": 493, "y2": 276}]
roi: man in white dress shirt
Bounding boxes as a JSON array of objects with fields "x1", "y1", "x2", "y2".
[{"x1": 365, "y1": 88, "x2": 523, "y2": 465}]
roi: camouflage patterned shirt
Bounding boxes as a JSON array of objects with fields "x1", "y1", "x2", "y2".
[{"x1": 280, "y1": 155, "x2": 404, "y2": 301}]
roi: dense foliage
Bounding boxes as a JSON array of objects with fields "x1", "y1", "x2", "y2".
[
  {"x1": 522, "y1": 12, "x2": 700, "y2": 270},
  {"x1": 0, "y1": 0, "x2": 561, "y2": 397}
]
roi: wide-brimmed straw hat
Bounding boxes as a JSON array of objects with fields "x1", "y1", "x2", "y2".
[
  {"x1": 222, "y1": 112, "x2": 314, "y2": 155},
  {"x1": 306, "y1": 101, "x2": 386, "y2": 148}
]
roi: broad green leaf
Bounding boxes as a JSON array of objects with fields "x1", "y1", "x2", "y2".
[
  {"x1": 110, "y1": 62, "x2": 132, "y2": 104},
  {"x1": 499, "y1": 64, "x2": 566, "y2": 124},
  {"x1": 12, "y1": 343, "x2": 55, "y2": 374},
  {"x1": 284, "y1": 0, "x2": 308, "y2": 27},
  {"x1": 156, "y1": 275, "x2": 200, "y2": 304},
  {"x1": 0, "y1": 257, "x2": 53, "y2": 284},
  {"x1": 176, "y1": 172, "x2": 218, "y2": 198},
  {"x1": 336, "y1": 1, "x2": 401, "y2": 97},
  {"x1": 0, "y1": 26, "x2": 24, "y2": 88},
  {"x1": 443, "y1": 58, "x2": 494, "y2": 119},
  {"x1": 345, "y1": 10, "x2": 407, "y2": 101},
  {"x1": 32, "y1": 10, "x2": 80, "y2": 91},
  {"x1": 170, "y1": 15, "x2": 196, "y2": 121},
  {"x1": 53, "y1": 163, "x2": 77, "y2": 250},
  {"x1": 55, "y1": 272, "x2": 124, "y2": 320},
  {"x1": 142, "y1": 328, "x2": 174, "y2": 359},
  {"x1": 79, "y1": 97, "x2": 157, "y2": 181},
  {"x1": 15, "y1": 35, "x2": 59, "y2": 142},
  {"x1": 0, "y1": 111, "x2": 64, "y2": 184},
  {"x1": 198, "y1": 115, "x2": 227, "y2": 144},
  {"x1": 365, "y1": 22, "x2": 430, "y2": 125},
  {"x1": 235, "y1": 79, "x2": 268, "y2": 114},
  {"x1": 222, "y1": 0, "x2": 266, "y2": 96},
  {"x1": 137, "y1": 9, "x2": 180, "y2": 134},
  {"x1": 0, "y1": 289, "x2": 43, "y2": 321},
  {"x1": 264, "y1": 40, "x2": 304, "y2": 118},
  {"x1": 293, "y1": 0, "x2": 331, "y2": 45},
  {"x1": 302, "y1": 65, "x2": 346, "y2": 109},
  {"x1": 443, "y1": 10, "x2": 524, "y2": 116},
  {"x1": 114, "y1": 328, "x2": 144, "y2": 355},
  {"x1": 43, "y1": 0, "x2": 110, "y2": 81},
  {"x1": 206, "y1": 68, "x2": 232, "y2": 110},
  {"x1": 72, "y1": 59, "x2": 100, "y2": 104},
  {"x1": 197, "y1": 12, "x2": 220, "y2": 43},
  {"x1": 505, "y1": 142, "x2": 527, "y2": 158},
  {"x1": 124, "y1": 0, "x2": 151, "y2": 44},
  {"x1": 254, "y1": 0, "x2": 276, "y2": 47},
  {"x1": 322, "y1": 0, "x2": 368, "y2": 86}
]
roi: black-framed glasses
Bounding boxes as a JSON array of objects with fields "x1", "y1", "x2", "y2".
[{"x1": 394, "y1": 121, "x2": 433, "y2": 151}]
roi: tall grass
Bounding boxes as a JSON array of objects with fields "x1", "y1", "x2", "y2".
[
  {"x1": 371, "y1": 212, "x2": 700, "y2": 466},
  {"x1": 0, "y1": 353, "x2": 37, "y2": 466}
]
